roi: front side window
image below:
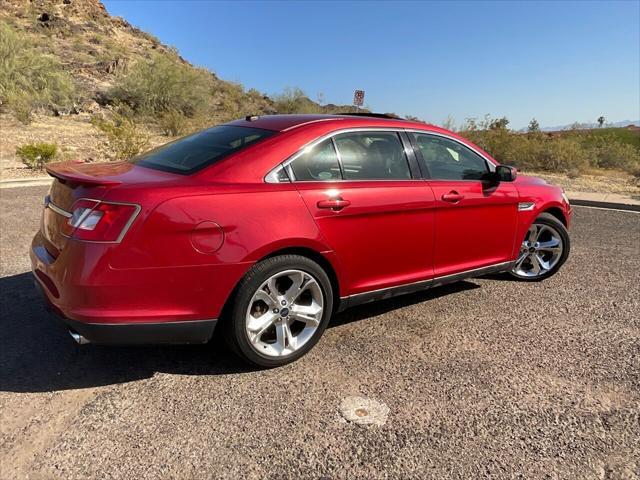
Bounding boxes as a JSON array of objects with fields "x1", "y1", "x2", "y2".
[
  {"x1": 289, "y1": 139, "x2": 341, "y2": 181},
  {"x1": 411, "y1": 133, "x2": 489, "y2": 180},
  {"x1": 334, "y1": 132, "x2": 411, "y2": 180},
  {"x1": 131, "y1": 125, "x2": 275, "y2": 175}
]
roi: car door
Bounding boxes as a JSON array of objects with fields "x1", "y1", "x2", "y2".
[
  {"x1": 408, "y1": 131, "x2": 519, "y2": 278},
  {"x1": 287, "y1": 130, "x2": 436, "y2": 296}
]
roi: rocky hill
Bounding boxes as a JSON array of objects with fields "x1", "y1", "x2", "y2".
[
  {"x1": 0, "y1": 0, "x2": 358, "y2": 177},
  {"x1": 0, "y1": 0, "x2": 279, "y2": 114}
]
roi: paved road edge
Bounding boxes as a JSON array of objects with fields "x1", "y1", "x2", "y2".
[
  {"x1": 566, "y1": 190, "x2": 640, "y2": 212},
  {"x1": 0, "y1": 177, "x2": 53, "y2": 189},
  {"x1": 568, "y1": 199, "x2": 640, "y2": 212}
]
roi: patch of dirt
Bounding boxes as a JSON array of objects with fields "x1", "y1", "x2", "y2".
[
  {"x1": 0, "y1": 113, "x2": 171, "y2": 179},
  {"x1": 0, "y1": 113, "x2": 106, "y2": 170},
  {"x1": 522, "y1": 170, "x2": 639, "y2": 197}
]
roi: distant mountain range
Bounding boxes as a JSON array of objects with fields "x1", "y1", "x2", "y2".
[{"x1": 539, "y1": 120, "x2": 640, "y2": 132}]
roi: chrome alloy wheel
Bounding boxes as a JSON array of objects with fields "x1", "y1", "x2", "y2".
[
  {"x1": 245, "y1": 269, "x2": 324, "y2": 357},
  {"x1": 512, "y1": 223, "x2": 564, "y2": 278}
]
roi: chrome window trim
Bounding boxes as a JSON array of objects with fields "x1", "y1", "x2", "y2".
[
  {"x1": 266, "y1": 127, "x2": 418, "y2": 183},
  {"x1": 405, "y1": 129, "x2": 497, "y2": 175},
  {"x1": 264, "y1": 127, "x2": 497, "y2": 183},
  {"x1": 331, "y1": 130, "x2": 413, "y2": 182}
]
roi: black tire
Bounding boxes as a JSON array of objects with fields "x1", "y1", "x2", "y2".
[
  {"x1": 509, "y1": 212, "x2": 570, "y2": 282},
  {"x1": 223, "y1": 254, "x2": 334, "y2": 368}
]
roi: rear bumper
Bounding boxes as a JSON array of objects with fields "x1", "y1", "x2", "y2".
[
  {"x1": 33, "y1": 277, "x2": 217, "y2": 344},
  {"x1": 64, "y1": 315, "x2": 217, "y2": 345},
  {"x1": 29, "y1": 228, "x2": 239, "y2": 345}
]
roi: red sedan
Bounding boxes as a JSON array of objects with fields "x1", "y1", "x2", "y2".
[{"x1": 31, "y1": 114, "x2": 572, "y2": 367}]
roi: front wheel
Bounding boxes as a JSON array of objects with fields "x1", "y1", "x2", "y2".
[
  {"x1": 223, "y1": 254, "x2": 333, "y2": 367},
  {"x1": 510, "y1": 212, "x2": 570, "y2": 281}
]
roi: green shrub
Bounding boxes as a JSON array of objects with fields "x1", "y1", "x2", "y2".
[
  {"x1": 458, "y1": 115, "x2": 636, "y2": 174},
  {"x1": 107, "y1": 54, "x2": 213, "y2": 116},
  {"x1": 9, "y1": 92, "x2": 35, "y2": 124},
  {"x1": 0, "y1": 22, "x2": 76, "y2": 123},
  {"x1": 16, "y1": 142, "x2": 58, "y2": 169},
  {"x1": 588, "y1": 135, "x2": 640, "y2": 171},
  {"x1": 92, "y1": 113, "x2": 150, "y2": 160},
  {"x1": 211, "y1": 82, "x2": 261, "y2": 122},
  {"x1": 272, "y1": 87, "x2": 321, "y2": 114},
  {"x1": 158, "y1": 109, "x2": 187, "y2": 136}
]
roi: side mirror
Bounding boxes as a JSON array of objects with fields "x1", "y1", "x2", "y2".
[{"x1": 495, "y1": 165, "x2": 517, "y2": 182}]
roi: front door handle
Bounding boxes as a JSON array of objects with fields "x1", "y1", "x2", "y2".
[
  {"x1": 317, "y1": 199, "x2": 351, "y2": 211},
  {"x1": 441, "y1": 191, "x2": 464, "y2": 203}
]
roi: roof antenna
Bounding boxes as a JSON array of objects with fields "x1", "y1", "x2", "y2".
[{"x1": 245, "y1": 115, "x2": 259, "y2": 121}]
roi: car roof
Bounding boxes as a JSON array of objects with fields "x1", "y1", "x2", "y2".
[{"x1": 226, "y1": 114, "x2": 435, "y2": 133}]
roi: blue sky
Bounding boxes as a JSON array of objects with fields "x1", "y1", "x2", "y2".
[{"x1": 103, "y1": 0, "x2": 639, "y2": 129}]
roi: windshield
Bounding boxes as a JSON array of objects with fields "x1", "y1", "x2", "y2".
[{"x1": 130, "y1": 125, "x2": 275, "y2": 174}]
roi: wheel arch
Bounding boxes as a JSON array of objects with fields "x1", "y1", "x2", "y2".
[
  {"x1": 541, "y1": 206, "x2": 567, "y2": 226},
  {"x1": 261, "y1": 247, "x2": 342, "y2": 305},
  {"x1": 218, "y1": 245, "x2": 343, "y2": 325}
]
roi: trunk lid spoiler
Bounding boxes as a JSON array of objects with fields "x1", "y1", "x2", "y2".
[{"x1": 46, "y1": 161, "x2": 122, "y2": 187}]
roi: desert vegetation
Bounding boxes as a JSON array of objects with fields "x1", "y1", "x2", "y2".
[
  {"x1": 15, "y1": 142, "x2": 58, "y2": 169},
  {"x1": 456, "y1": 115, "x2": 639, "y2": 178},
  {"x1": 0, "y1": 22, "x2": 76, "y2": 123},
  {"x1": 0, "y1": 4, "x2": 637, "y2": 185},
  {"x1": 90, "y1": 111, "x2": 150, "y2": 161}
]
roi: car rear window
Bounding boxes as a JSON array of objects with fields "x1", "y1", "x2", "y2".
[{"x1": 130, "y1": 125, "x2": 275, "y2": 174}]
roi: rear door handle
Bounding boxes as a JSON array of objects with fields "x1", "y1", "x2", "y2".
[
  {"x1": 441, "y1": 191, "x2": 464, "y2": 203},
  {"x1": 317, "y1": 199, "x2": 351, "y2": 210}
]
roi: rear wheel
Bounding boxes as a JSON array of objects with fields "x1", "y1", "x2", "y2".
[
  {"x1": 510, "y1": 213, "x2": 570, "y2": 281},
  {"x1": 224, "y1": 255, "x2": 333, "y2": 367}
]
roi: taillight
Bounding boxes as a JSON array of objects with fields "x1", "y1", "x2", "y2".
[{"x1": 64, "y1": 200, "x2": 139, "y2": 242}]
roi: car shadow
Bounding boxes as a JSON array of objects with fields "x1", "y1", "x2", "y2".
[
  {"x1": 0, "y1": 271, "x2": 478, "y2": 393},
  {"x1": 478, "y1": 272, "x2": 513, "y2": 282}
]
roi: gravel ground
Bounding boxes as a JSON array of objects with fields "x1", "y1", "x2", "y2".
[{"x1": 1, "y1": 186, "x2": 639, "y2": 479}]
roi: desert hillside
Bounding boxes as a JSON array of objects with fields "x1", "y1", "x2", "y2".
[
  {"x1": 0, "y1": 0, "x2": 357, "y2": 177},
  {"x1": 0, "y1": 0, "x2": 638, "y2": 197}
]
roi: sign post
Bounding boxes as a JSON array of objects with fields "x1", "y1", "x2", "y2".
[{"x1": 353, "y1": 90, "x2": 365, "y2": 112}]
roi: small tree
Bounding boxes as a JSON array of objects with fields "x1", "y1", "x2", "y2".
[
  {"x1": 92, "y1": 113, "x2": 150, "y2": 160},
  {"x1": 158, "y1": 109, "x2": 187, "y2": 136},
  {"x1": 528, "y1": 118, "x2": 540, "y2": 133},
  {"x1": 597, "y1": 116, "x2": 605, "y2": 128},
  {"x1": 441, "y1": 115, "x2": 456, "y2": 131},
  {"x1": 108, "y1": 54, "x2": 212, "y2": 117},
  {"x1": 0, "y1": 22, "x2": 76, "y2": 124},
  {"x1": 489, "y1": 116, "x2": 510, "y2": 130},
  {"x1": 272, "y1": 87, "x2": 319, "y2": 114}
]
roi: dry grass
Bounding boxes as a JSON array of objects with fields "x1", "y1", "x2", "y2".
[
  {"x1": 0, "y1": 113, "x2": 166, "y2": 179},
  {"x1": 523, "y1": 169, "x2": 640, "y2": 197}
]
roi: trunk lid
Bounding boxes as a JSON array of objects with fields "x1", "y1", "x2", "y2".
[{"x1": 41, "y1": 161, "x2": 175, "y2": 255}]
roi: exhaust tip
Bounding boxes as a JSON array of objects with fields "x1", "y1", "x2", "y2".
[{"x1": 68, "y1": 329, "x2": 90, "y2": 345}]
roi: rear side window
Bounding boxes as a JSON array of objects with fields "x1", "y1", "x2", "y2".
[
  {"x1": 333, "y1": 132, "x2": 411, "y2": 180},
  {"x1": 289, "y1": 139, "x2": 342, "y2": 181},
  {"x1": 285, "y1": 131, "x2": 412, "y2": 182},
  {"x1": 411, "y1": 133, "x2": 489, "y2": 180},
  {"x1": 131, "y1": 126, "x2": 275, "y2": 174}
]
